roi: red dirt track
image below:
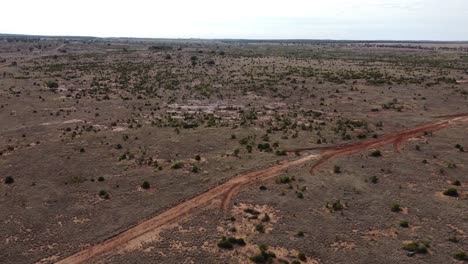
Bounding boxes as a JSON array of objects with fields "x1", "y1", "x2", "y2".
[{"x1": 55, "y1": 114, "x2": 468, "y2": 264}]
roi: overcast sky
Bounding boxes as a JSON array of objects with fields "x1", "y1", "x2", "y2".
[{"x1": 1, "y1": 0, "x2": 467, "y2": 40}]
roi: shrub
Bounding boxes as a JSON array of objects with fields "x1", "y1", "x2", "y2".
[
  {"x1": 195, "y1": 154, "x2": 201, "y2": 161},
  {"x1": 391, "y1": 203, "x2": 402, "y2": 212},
  {"x1": 370, "y1": 150, "x2": 382, "y2": 157},
  {"x1": 244, "y1": 208, "x2": 260, "y2": 215},
  {"x1": 190, "y1": 166, "x2": 200, "y2": 173},
  {"x1": 448, "y1": 235, "x2": 459, "y2": 243},
  {"x1": 246, "y1": 145, "x2": 253, "y2": 153},
  {"x1": 454, "y1": 251, "x2": 468, "y2": 261},
  {"x1": 452, "y1": 180, "x2": 461, "y2": 186},
  {"x1": 402, "y1": 241, "x2": 428, "y2": 254},
  {"x1": 250, "y1": 254, "x2": 266, "y2": 263},
  {"x1": 227, "y1": 237, "x2": 246, "y2": 246},
  {"x1": 296, "y1": 231, "x2": 304, "y2": 237},
  {"x1": 443, "y1": 188, "x2": 459, "y2": 197},
  {"x1": 327, "y1": 200, "x2": 344, "y2": 211},
  {"x1": 46, "y1": 81, "x2": 59, "y2": 89},
  {"x1": 233, "y1": 149, "x2": 240, "y2": 157},
  {"x1": 257, "y1": 143, "x2": 271, "y2": 152},
  {"x1": 97, "y1": 176, "x2": 105, "y2": 182},
  {"x1": 275, "y1": 150, "x2": 287, "y2": 156},
  {"x1": 4, "y1": 176, "x2": 14, "y2": 184},
  {"x1": 217, "y1": 240, "x2": 233, "y2": 249},
  {"x1": 370, "y1": 175, "x2": 378, "y2": 184},
  {"x1": 333, "y1": 165, "x2": 341, "y2": 173},
  {"x1": 99, "y1": 190, "x2": 109, "y2": 199},
  {"x1": 141, "y1": 181, "x2": 150, "y2": 189},
  {"x1": 400, "y1": 221, "x2": 409, "y2": 228},
  {"x1": 259, "y1": 185, "x2": 267, "y2": 191},
  {"x1": 255, "y1": 223, "x2": 265, "y2": 233},
  {"x1": 297, "y1": 252, "x2": 307, "y2": 261},
  {"x1": 261, "y1": 214, "x2": 270, "y2": 222},
  {"x1": 276, "y1": 176, "x2": 291, "y2": 184},
  {"x1": 250, "y1": 244, "x2": 276, "y2": 263},
  {"x1": 171, "y1": 162, "x2": 183, "y2": 169}
]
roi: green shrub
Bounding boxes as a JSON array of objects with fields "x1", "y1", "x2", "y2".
[
  {"x1": 452, "y1": 180, "x2": 461, "y2": 186},
  {"x1": 276, "y1": 176, "x2": 292, "y2": 184},
  {"x1": 296, "y1": 231, "x2": 304, "y2": 237},
  {"x1": 99, "y1": 190, "x2": 109, "y2": 199},
  {"x1": 400, "y1": 221, "x2": 409, "y2": 228},
  {"x1": 402, "y1": 241, "x2": 428, "y2": 254},
  {"x1": 370, "y1": 175, "x2": 378, "y2": 184},
  {"x1": 97, "y1": 176, "x2": 105, "y2": 182},
  {"x1": 195, "y1": 154, "x2": 201, "y2": 161},
  {"x1": 257, "y1": 143, "x2": 272, "y2": 152},
  {"x1": 275, "y1": 150, "x2": 286, "y2": 156},
  {"x1": 391, "y1": 203, "x2": 402, "y2": 212},
  {"x1": 443, "y1": 188, "x2": 459, "y2": 197},
  {"x1": 454, "y1": 251, "x2": 468, "y2": 261},
  {"x1": 370, "y1": 150, "x2": 382, "y2": 157},
  {"x1": 190, "y1": 166, "x2": 200, "y2": 173},
  {"x1": 171, "y1": 162, "x2": 183, "y2": 169}
]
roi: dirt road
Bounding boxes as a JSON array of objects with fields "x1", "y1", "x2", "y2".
[{"x1": 56, "y1": 114, "x2": 468, "y2": 264}]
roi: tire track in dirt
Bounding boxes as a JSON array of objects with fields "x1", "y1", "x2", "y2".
[{"x1": 56, "y1": 114, "x2": 468, "y2": 264}]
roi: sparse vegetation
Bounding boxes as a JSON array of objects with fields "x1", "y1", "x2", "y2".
[{"x1": 2, "y1": 37, "x2": 468, "y2": 264}]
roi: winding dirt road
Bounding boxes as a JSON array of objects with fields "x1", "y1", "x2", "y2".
[{"x1": 56, "y1": 114, "x2": 468, "y2": 264}]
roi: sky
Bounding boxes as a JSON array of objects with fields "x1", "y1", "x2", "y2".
[{"x1": 1, "y1": 0, "x2": 468, "y2": 40}]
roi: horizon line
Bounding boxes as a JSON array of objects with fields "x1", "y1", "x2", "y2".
[{"x1": 1, "y1": 32, "x2": 468, "y2": 43}]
